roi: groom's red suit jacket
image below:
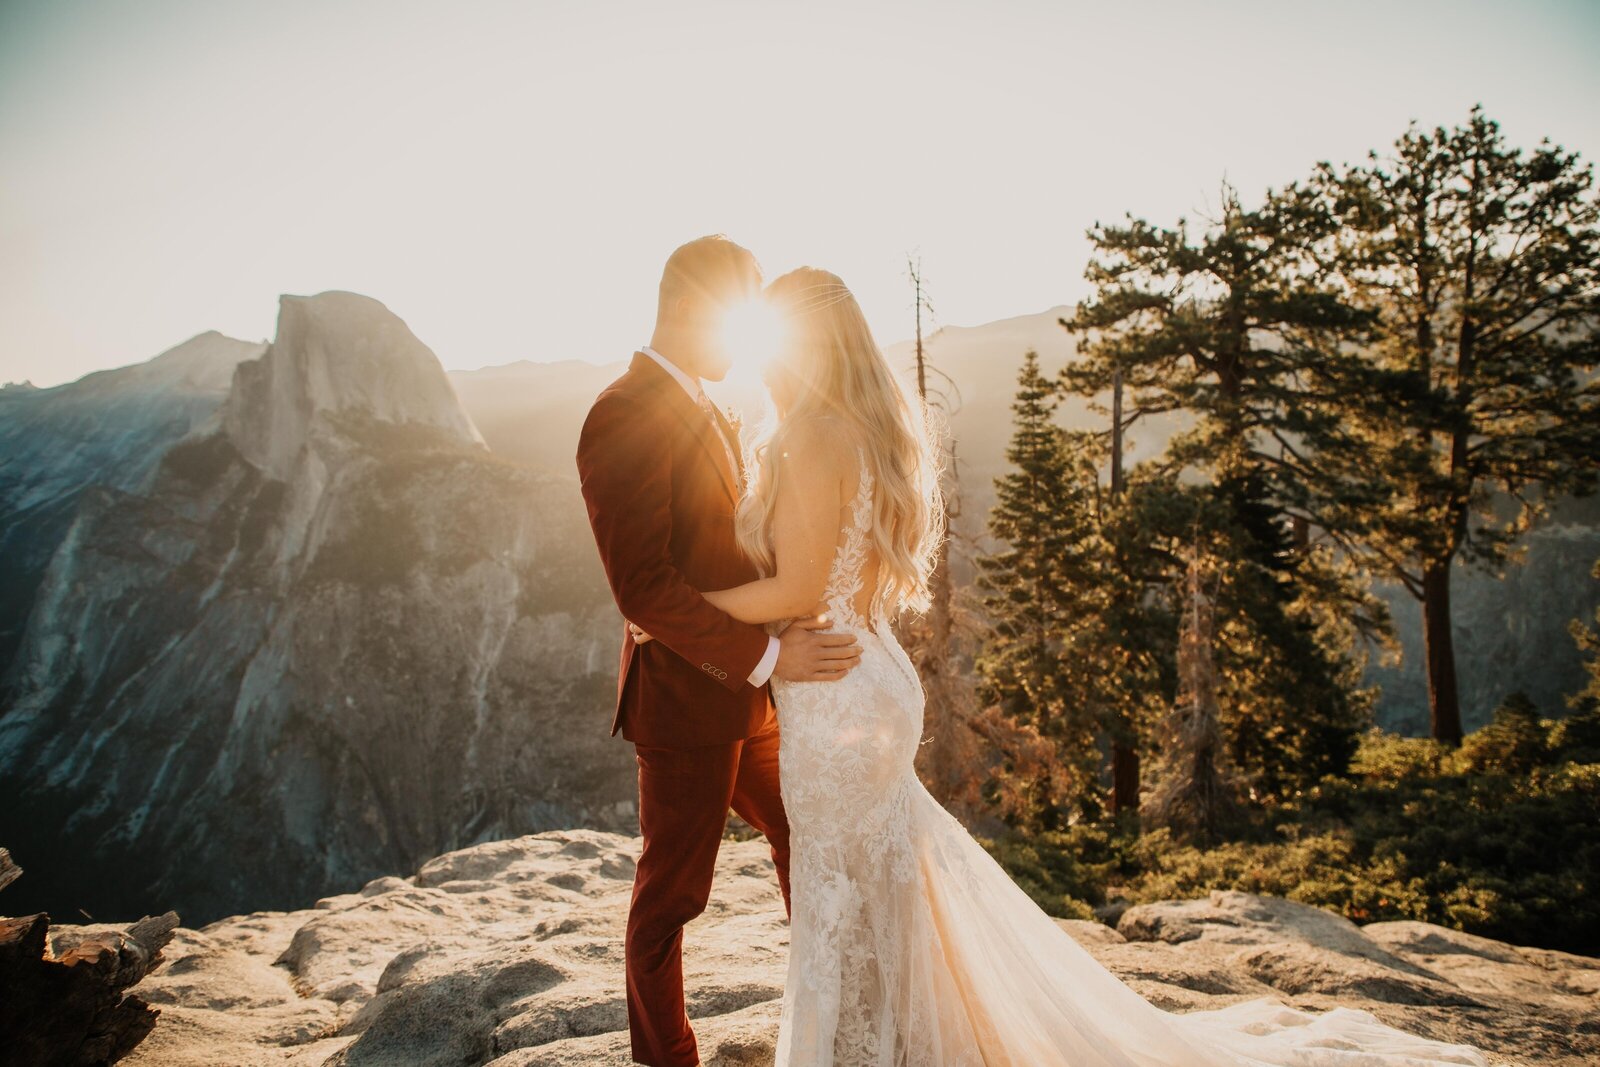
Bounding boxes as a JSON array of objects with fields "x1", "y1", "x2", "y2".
[{"x1": 576, "y1": 351, "x2": 776, "y2": 748}]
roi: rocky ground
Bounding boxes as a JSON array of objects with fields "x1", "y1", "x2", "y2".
[{"x1": 72, "y1": 829, "x2": 1594, "y2": 1066}]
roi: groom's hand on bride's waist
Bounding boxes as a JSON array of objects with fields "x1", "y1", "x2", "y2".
[{"x1": 774, "y1": 613, "x2": 862, "y2": 682}]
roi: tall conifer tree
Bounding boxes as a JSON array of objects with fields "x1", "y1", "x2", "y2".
[
  {"x1": 975, "y1": 351, "x2": 1103, "y2": 820},
  {"x1": 1321, "y1": 106, "x2": 1600, "y2": 743},
  {"x1": 1060, "y1": 183, "x2": 1380, "y2": 797}
]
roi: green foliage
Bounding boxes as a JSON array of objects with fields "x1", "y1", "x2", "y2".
[
  {"x1": 1551, "y1": 705, "x2": 1600, "y2": 765},
  {"x1": 978, "y1": 820, "x2": 1143, "y2": 918},
  {"x1": 977, "y1": 832, "x2": 1104, "y2": 920},
  {"x1": 1060, "y1": 179, "x2": 1385, "y2": 532},
  {"x1": 974, "y1": 351, "x2": 1110, "y2": 824},
  {"x1": 972, "y1": 106, "x2": 1600, "y2": 951},
  {"x1": 986, "y1": 719, "x2": 1600, "y2": 954},
  {"x1": 975, "y1": 352, "x2": 1189, "y2": 827},
  {"x1": 1323, "y1": 107, "x2": 1600, "y2": 575},
  {"x1": 1456, "y1": 694, "x2": 1549, "y2": 775},
  {"x1": 1570, "y1": 557, "x2": 1600, "y2": 718},
  {"x1": 974, "y1": 349, "x2": 1088, "y2": 731},
  {"x1": 1059, "y1": 183, "x2": 1385, "y2": 803},
  {"x1": 1347, "y1": 729, "x2": 1453, "y2": 781}
]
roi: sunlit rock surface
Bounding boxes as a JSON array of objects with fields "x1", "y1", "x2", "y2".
[{"x1": 103, "y1": 830, "x2": 1590, "y2": 1067}]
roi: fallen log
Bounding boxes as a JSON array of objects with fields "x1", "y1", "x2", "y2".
[
  {"x1": 0, "y1": 848, "x2": 19, "y2": 894},
  {"x1": 0, "y1": 888, "x2": 178, "y2": 1065}
]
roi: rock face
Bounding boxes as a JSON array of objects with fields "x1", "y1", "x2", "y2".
[
  {"x1": 0, "y1": 329, "x2": 264, "y2": 669},
  {"x1": 1365, "y1": 493, "x2": 1600, "y2": 734},
  {"x1": 0, "y1": 293, "x2": 635, "y2": 928},
  {"x1": 220, "y1": 293, "x2": 485, "y2": 482},
  {"x1": 99, "y1": 829, "x2": 1590, "y2": 1067}
]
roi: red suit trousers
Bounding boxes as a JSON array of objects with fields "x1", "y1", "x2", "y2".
[{"x1": 626, "y1": 712, "x2": 792, "y2": 1066}]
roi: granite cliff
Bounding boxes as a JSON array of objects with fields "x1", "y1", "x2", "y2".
[{"x1": 0, "y1": 293, "x2": 634, "y2": 926}]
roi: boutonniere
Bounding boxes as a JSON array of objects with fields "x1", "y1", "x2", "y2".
[{"x1": 723, "y1": 405, "x2": 744, "y2": 440}]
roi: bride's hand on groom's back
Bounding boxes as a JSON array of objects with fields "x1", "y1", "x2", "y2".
[{"x1": 774, "y1": 612, "x2": 862, "y2": 682}]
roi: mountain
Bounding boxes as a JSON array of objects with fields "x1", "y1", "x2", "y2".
[
  {"x1": 0, "y1": 292, "x2": 634, "y2": 926},
  {"x1": 439, "y1": 310, "x2": 1174, "y2": 530},
  {"x1": 879, "y1": 307, "x2": 1183, "y2": 540},
  {"x1": 447, "y1": 359, "x2": 624, "y2": 479},
  {"x1": 0, "y1": 329, "x2": 266, "y2": 669},
  {"x1": 78, "y1": 828, "x2": 1591, "y2": 1066}
]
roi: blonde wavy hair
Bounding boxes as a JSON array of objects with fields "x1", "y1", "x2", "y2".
[{"x1": 734, "y1": 268, "x2": 946, "y2": 617}]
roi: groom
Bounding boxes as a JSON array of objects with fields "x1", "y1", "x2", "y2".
[{"x1": 576, "y1": 234, "x2": 862, "y2": 1067}]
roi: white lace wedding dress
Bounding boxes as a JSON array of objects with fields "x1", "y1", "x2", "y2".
[{"x1": 766, "y1": 447, "x2": 1492, "y2": 1067}]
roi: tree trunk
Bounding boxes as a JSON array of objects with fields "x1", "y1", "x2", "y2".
[
  {"x1": 1422, "y1": 559, "x2": 1464, "y2": 745},
  {"x1": 1144, "y1": 554, "x2": 1236, "y2": 844},
  {"x1": 1107, "y1": 366, "x2": 1140, "y2": 814},
  {"x1": 1111, "y1": 742, "x2": 1140, "y2": 814}
]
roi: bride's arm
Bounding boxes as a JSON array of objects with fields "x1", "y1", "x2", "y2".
[{"x1": 701, "y1": 422, "x2": 848, "y2": 625}]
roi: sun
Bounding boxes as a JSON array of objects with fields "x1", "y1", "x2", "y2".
[{"x1": 720, "y1": 298, "x2": 785, "y2": 373}]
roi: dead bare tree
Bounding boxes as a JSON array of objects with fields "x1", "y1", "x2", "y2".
[
  {"x1": 895, "y1": 258, "x2": 986, "y2": 821},
  {"x1": 1141, "y1": 548, "x2": 1239, "y2": 845}
]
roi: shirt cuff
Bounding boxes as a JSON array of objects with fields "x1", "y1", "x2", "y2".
[{"x1": 746, "y1": 634, "x2": 781, "y2": 687}]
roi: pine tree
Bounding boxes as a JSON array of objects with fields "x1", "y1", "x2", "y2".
[
  {"x1": 1058, "y1": 425, "x2": 1184, "y2": 819},
  {"x1": 977, "y1": 351, "x2": 1070, "y2": 726},
  {"x1": 1060, "y1": 182, "x2": 1381, "y2": 799},
  {"x1": 975, "y1": 351, "x2": 1103, "y2": 823},
  {"x1": 1321, "y1": 106, "x2": 1600, "y2": 743}
]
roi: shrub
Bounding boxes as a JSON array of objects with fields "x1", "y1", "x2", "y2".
[
  {"x1": 1456, "y1": 693, "x2": 1549, "y2": 775},
  {"x1": 984, "y1": 718, "x2": 1600, "y2": 953},
  {"x1": 1349, "y1": 728, "x2": 1452, "y2": 781}
]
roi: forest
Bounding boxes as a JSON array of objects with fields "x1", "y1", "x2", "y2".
[{"x1": 901, "y1": 106, "x2": 1600, "y2": 955}]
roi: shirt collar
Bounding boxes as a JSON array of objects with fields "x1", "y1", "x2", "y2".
[{"x1": 640, "y1": 345, "x2": 703, "y2": 402}]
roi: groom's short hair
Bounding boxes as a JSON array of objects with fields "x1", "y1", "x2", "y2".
[{"x1": 658, "y1": 235, "x2": 761, "y2": 321}]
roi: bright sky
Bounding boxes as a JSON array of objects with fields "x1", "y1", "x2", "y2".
[{"x1": 2, "y1": 0, "x2": 1597, "y2": 388}]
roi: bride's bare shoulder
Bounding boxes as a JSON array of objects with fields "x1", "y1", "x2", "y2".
[{"x1": 778, "y1": 414, "x2": 858, "y2": 473}]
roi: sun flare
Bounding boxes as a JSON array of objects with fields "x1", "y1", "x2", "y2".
[{"x1": 721, "y1": 299, "x2": 785, "y2": 373}]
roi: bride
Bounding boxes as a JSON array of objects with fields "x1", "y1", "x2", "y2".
[{"x1": 631, "y1": 267, "x2": 1492, "y2": 1067}]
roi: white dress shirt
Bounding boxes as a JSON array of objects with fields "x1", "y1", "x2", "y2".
[{"x1": 640, "y1": 346, "x2": 781, "y2": 688}]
